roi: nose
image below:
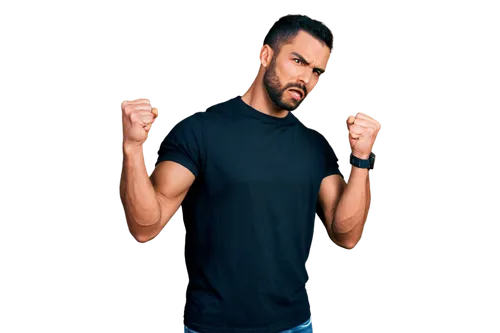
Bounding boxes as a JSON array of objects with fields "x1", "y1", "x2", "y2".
[{"x1": 297, "y1": 68, "x2": 313, "y2": 87}]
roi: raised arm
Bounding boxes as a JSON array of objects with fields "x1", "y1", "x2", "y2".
[
  {"x1": 120, "y1": 145, "x2": 195, "y2": 243},
  {"x1": 119, "y1": 98, "x2": 197, "y2": 243}
]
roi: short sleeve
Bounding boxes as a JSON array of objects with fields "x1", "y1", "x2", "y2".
[
  {"x1": 155, "y1": 113, "x2": 204, "y2": 177},
  {"x1": 321, "y1": 134, "x2": 344, "y2": 180}
]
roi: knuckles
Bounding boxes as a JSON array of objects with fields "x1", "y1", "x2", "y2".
[
  {"x1": 131, "y1": 112, "x2": 145, "y2": 122},
  {"x1": 366, "y1": 127, "x2": 375, "y2": 134},
  {"x1": 121, "y1": 102, "x2": 152, "y2": 118},
  {"x1": 356, "y1": 116, "x2": 382, "y2": 132},
  {"x1": 129, "y1": 111, "x2": 153, "y2": 124}
]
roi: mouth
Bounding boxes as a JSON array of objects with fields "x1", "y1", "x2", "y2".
[{"x1": 288, "y1": 88, "x2": 304, "y2": 100}]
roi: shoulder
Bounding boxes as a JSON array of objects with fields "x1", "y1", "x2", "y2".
[
  {"x1": 301, "y1": 126, "x2": 328, "y2": 145},
  {"x1": 305, "y1": 129, "x2": 343, "y2": 178},
  {"x1": 171, "y1": 96, "x2": 238, "y2": 127}
]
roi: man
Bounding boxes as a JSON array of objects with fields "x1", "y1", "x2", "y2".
[{"x1": 120, "y1": 14, "x2": 380, "y2": 333}]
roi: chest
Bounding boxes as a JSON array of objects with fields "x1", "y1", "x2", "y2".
[{"x1": 201, "y1": 125, "x2": 324, "y2": 197}]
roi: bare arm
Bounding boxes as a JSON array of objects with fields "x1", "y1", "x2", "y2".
[
  {"x1": 317, "y1": 167, "x2": 371, "y2": 249},
  {"x1": 119, "y1": 144, "x2": 195, "y2": 243}
]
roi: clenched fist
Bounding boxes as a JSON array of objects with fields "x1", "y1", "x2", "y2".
[
  {"x1": 121, "y1": 98, "x2": 158, "y2": 149},
  {"x1": 346, "y1": 112, "x2": 381, "y2": 159}
]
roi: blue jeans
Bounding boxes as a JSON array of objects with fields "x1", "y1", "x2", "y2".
[{"x1": 184, "y1": 316, "x2": 313, "y2": 333}]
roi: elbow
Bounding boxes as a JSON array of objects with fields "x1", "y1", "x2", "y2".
[
  {"x1": 331, "y1": 233, "x2": 360, "y2": 250},
  {"x1": 331, "y1": 219, "x2": 364, "y2": 250},
  {"x1": 126, "y1": 217, "x2": 160, "y2": 243},
  {"x1": 331, "y1": 236, "x2": 358, "y2": 249},
  {"x1": 135, "y1": 238, "x2": 153, "y2": 246},
  {"x1": 341, "y1": 240, "x2": 357, "y2": 250},
  {"x1": 343, "y1": 234, "x2": 362, "y2": 249},
  {"x1": 129, "y1": 230, "x2": 151, "y2": 243}
]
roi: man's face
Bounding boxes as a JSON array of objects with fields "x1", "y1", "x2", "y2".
[{"x1": 263, "y1": 30, "x2": 330, "y2": 111}]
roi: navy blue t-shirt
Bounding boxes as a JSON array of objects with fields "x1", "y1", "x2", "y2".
[{"x1": 155, "y1": 95, "x2": 343, "y2": 332}]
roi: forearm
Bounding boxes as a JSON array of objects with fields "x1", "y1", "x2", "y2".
[
  {"x1": 332, "y1": 166, "x2": 371, "y2": 236},
  {"x1": 119, "y1": 145, "x2": 161, "y2": 229}
]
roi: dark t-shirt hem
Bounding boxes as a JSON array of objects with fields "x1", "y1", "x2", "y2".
[
  {"x1": 155, "y1": 153, "x2": 199, "y2": 177},
  {"x1": 324, "y1": 168, "x2": 344, "y2": 180},
  {"x1": 184, "y1": 307, "x2": 311, "y2": 333}
]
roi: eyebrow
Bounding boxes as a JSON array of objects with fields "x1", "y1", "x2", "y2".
[{"x1": 290, "y1": 52, "x2": 325, "y2": 74}]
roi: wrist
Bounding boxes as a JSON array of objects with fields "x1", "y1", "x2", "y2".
[
  {"x1": 347, "y1": 165, "x2": 372, "y2": 182},
  {"x1": 123, "y1": 142, "x2": 144, "y2": 156},
  {"x1": 351, "y1": 152, "x2": 371, "y2": 160},
  {"x1": 350, "y1": 152, "x2": 376, "y2": 170}
]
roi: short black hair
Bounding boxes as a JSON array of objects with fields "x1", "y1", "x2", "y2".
[{"x1": 263, "y1": 14, "x2": 333, "y2": 56}]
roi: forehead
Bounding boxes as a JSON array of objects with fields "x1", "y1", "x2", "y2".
[{"x1": 279, "y1": 30, "x2": 330, "y2": 64}]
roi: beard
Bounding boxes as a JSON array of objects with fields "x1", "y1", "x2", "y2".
[{"x1": 263, "y1": 55, "x2": 306, "y2": 112}]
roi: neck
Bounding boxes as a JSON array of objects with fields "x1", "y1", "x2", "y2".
[{"x1": 241, "y1": 74, "x2": 289, "y2": 119}]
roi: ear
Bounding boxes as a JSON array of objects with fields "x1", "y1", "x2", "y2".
[{"x1": 260, "y1": 45, "x2": 274, "y2": 68}]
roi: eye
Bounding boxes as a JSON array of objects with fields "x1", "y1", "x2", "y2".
[
  {"x1": 293, "y1": 58, "x2": 302, "y2": 64},
  {"x1": 314, "y1": 70, "x2": 321, "y2": 76}
]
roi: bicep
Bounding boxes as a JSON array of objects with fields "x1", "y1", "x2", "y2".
[
  {"x1": 316, "y1": 173, "x2": 346, "y2": 240},
  {"x1": 149, "y1": 160, "x2": 196, "y2": 232}
]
